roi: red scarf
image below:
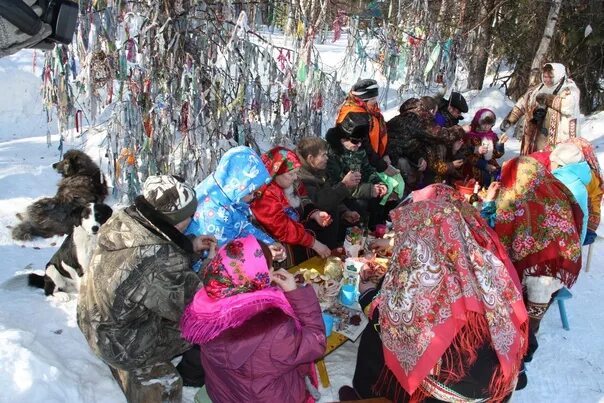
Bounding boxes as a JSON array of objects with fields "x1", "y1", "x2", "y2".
[
  {"x1": 262, "y1": 146, "x2": 301, "y2": 177},
  {"x1": 336, "y1": 95, "x2": 388, "y2": 156},
  {"x1": 495, "y1": 156, "x2": 583, "y2": 287}
]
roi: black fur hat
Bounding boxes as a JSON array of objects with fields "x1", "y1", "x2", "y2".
[
  {"x1": 449, "y1": 92, "x2": 468, "y2": 113},
  {"x1": 339, "y1": 112, "x2": 370, "y2": 139}
]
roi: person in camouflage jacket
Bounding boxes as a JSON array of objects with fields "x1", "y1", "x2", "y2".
[
  {"x1": 77, "y1": 175, "x2": 215, "y2": 373},
  {"x1": 325, "y1": 120, "x2": 390, "y2": 227}
]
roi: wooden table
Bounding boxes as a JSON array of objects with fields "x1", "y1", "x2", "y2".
[{"x1": 289, "y1": 256, "x2": 349, "y2": 387}]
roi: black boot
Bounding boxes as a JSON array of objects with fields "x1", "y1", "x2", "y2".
[
  {"x1": 524, "y1": 317, "x2": 541, "y2": 362},
  {"x1": 176, "y1": 346, "x2": 205, "y2": 387},
  {"x1": 338, "y1": 385, "x2": 361, "y2": 401},
  {"x1": 515, "y1": 362, "x2": 528, "y2": 390}
]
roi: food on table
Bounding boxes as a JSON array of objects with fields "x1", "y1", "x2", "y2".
[{"x1": 359, "y1": 258, "x2": 388, "y2": 283}]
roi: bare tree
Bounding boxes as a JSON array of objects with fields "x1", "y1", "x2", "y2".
[
  {"x1": 529, "y1": 0, "x2": 562, "y2": 85},
  {"x1": 467, "y1": 0, "x2": 496, "y2": 89}
]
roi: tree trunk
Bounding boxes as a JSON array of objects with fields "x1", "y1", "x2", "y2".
[
  {"x1": 529, "y1": 0, "x2": 562, "y2": 85},
  {"x1": 508, "y1": 57, "x2": 532, "y2": 101},
  {"x1": 467, "y1": 0, "x2": 495, "y2": 89},
  {"x1": 436, "y1": 0, "x2": 450, "y2": 36}
]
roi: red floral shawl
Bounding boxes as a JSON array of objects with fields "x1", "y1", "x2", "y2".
[
  {"x1": 262, "y1": 146, "x2": 301, "y2": 177},
  {"x1": 410, "y1": 184, "x2": 522, "y2": 291},
  {"x1": 495, "y1": 156, "x2": 583, "y2": 287},
  {"x1": 374, "y1": 198, "x2": 528, "y2": 397}
]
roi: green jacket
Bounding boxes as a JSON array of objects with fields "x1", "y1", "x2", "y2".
[{"x1": 325, "y1": 128, "x2": 379, "y2": 199}]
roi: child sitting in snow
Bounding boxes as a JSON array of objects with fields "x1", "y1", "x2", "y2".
[
  {"x1": 462, "y1": 108, "x2": 508, "y2": 186},
  {"x1": 180, "y1": 235, "x2": 326, "y2": 403}
]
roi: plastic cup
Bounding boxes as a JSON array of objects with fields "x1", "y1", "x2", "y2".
[
  {"x1": 322, "y1": 313, "x2": 334, "y2": 337},
  {"x1": 340, "y1": 283, "x2": 359, "y2": 306},
  {"x1": 344, "y1": 240, "x2": 362, "y2": 258}
]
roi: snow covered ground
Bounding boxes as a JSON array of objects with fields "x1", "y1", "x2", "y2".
[{"x1": 1, "y1": 38, "x2": 604, "y2": 403}]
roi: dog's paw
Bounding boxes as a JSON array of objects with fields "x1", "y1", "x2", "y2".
[{"x1": 50, "y1": 292, "x2": 72, "y2": 302}]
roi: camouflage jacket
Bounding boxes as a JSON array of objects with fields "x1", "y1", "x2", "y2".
[
  {"x1": 77, "y1": 198, "x2": 201, "y2": 370},
  {"x1": 325, "y1": 128, "x2": 380, "y2": 199}
]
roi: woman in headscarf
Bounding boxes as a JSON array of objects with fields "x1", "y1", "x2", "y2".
[
  {"x1": 186, "y1": 146, "x2": 285, "y2": 270},
  {"x1": 564, "y1": 137, "x2": 604, "y2": 244},
  {"x1": 480, "y1": 156, "x2": 583, "y2": 359},
  {"x1": 180, "y1": 235, "x2": 325, "y2": 402},
  {"x1": 500, "y1": 63, "x2": 581, "y2": 155},
  {"x1": 520, "y1": 138, "x2": 601, "y2": 246},
  {"x1": 251, "y1": 147, "x2": 332, "y2": 266},
  {"x1": 336, "y1": 79, "x2": 397, "y2": 175},
  {"x1": 340, "y1": 184, "x2": 528, "y2": 402},
  {"x1": 549, "y1": 143, "x2": 592, "y2": 244}
]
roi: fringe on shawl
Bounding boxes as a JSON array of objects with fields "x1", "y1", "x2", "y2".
[
  {"x1": 179, "y1": 297, "x2": 301, "y2": 345},
  {"x1": 372, "y1": 312, "x2": 528, "y2": 403}
]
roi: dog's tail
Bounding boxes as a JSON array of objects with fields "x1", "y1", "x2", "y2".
[
  {"x1": 28, "y1": 273, "x2": 46, "y2": 289},
  {"x1": 12, "y1": 222, "x2": 36, "y2": 241}
]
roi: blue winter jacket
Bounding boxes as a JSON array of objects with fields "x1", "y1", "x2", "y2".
[
  {"x1": 186, "y1": 146, "x2": 274, "y2": 249},
  {"x1": 552, "y1": 161, "x2": 592, "y2": 244}
]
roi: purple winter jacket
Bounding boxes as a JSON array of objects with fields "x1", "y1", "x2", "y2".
[{"x1": 199, "y1": 285, "x2": 326, "y2": 403}]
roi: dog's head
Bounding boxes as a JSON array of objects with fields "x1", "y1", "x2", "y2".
[
  {"x1": 79, "y1": 203, "x2": 113, "y2": 235},
  {"x1": 53, "y1": 150, "x2": 97, "y2": 177}
]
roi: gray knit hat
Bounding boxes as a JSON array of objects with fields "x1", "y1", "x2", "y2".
[
  {"x1": 351, "y1": 79, "x2": 379, "y2": 100},
  {"x1": 142, "y1": 175, "x2": 198, "y2": 225}
]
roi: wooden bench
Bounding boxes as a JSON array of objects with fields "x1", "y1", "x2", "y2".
[{"x1": 110, "y1": 362, "x2": 182, "y2": 403}]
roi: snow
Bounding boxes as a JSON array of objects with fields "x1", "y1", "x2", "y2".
[{"x1": 1, "y1": 39, "x2": 604, "y2": 403}]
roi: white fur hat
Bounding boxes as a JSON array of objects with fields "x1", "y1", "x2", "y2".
[{"x1": 550, "y1": 143, "x2": 584, "y2": 167}]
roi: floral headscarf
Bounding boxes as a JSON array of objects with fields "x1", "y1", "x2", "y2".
[
  {"x1": 180, "y1": 235, "x2": 299, "y2": 344},
  {"x1": 496, "y1": 156, "x2": 583, "y2": 287},
  {"x1": 376, "y1": 199, "x2": 527, "y2": 397},
  {"x1": 409, "y1": 184, "x2": 522, "y2": 290},
  {"x1": 467, "y1": 108, "x2": 498, "y2": 142},
  {"x1": 565, "y1": 137, "x2": 604, "y2": 191},
  {"x1": 262, "y1": 147, "x2": 302, "y2": 178}
]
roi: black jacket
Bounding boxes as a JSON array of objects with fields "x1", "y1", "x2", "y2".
[{"x1": 295, "y1": 152, "x2": 350, "y2": 215}]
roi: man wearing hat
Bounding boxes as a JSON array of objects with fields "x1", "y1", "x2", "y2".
[
  {"x1": 325, "y1": 113, "x2": 389, "y2": 229},
  {"x1": 336, "y1": 79, "x2": 398, "y2": 176},
  {"x1": 78, "y1": 175, "x2": 216, "y2": 399},
  {"x1": 435, "y1": 91, "x2": 468, "y2": 128}
]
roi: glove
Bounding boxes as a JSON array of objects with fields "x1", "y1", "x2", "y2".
[
  {"x1": 531, "y1": 106, "x2": 547, "y2": 125},
  {"x1": 583, "y1": 229, "x2": 597, "y2": 246},
  {"x1": 499, "y1": 119, "x2": 512, "y2": 132}
]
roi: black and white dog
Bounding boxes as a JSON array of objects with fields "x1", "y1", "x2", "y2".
[
  {"x1": 12, "y1": 149, "x2": 108, "y2": 240},
  {"x1": 28, "y1": 202, "x2": 113, "y2": 297}
]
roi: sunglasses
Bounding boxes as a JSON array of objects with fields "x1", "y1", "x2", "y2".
[{"x1": 346, "y1": 137, "x2": 362, "y2": 145}]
